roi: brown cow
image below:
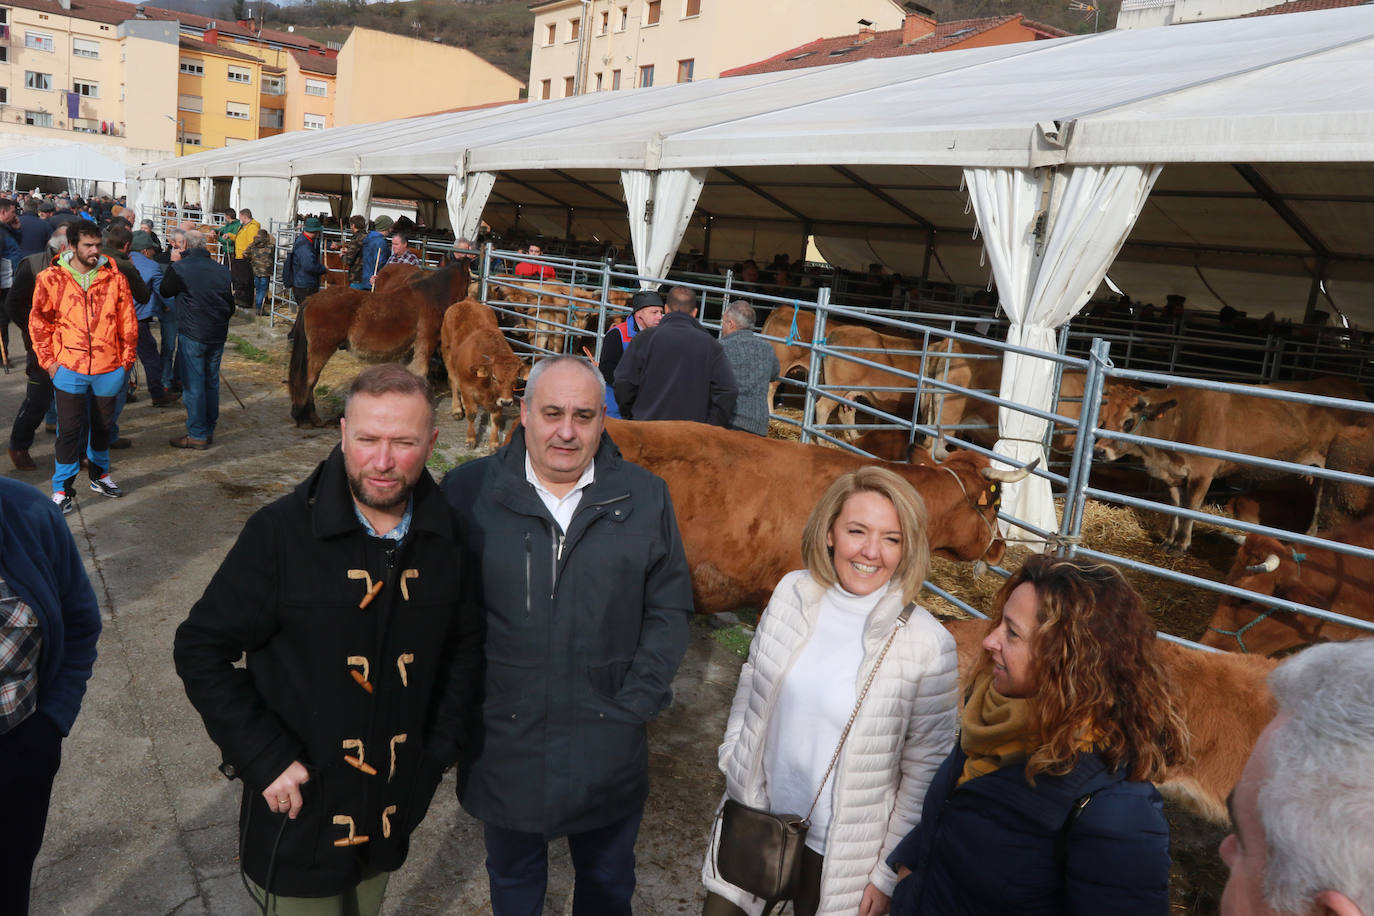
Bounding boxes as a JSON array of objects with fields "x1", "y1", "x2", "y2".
[
  {"x1": 489, "y1": 277, "x2": 631, "y2": 355},
  {"x1": 441, "y1": 302, "x2": 526, "y2": 449},
  {"x1": 1094, "y1": 376, "x2": 1367, "y2": 554},
  {"x1": 603, "y1": 418, "x2": 1029, "y2": 614},
  {"x1": 1203, "y1": 516, "x2": 1374, "y2": 656},
  {"x1": 944, "y1": 618, "x2": 1277, "y2": 823},
  {"x1": 1313, "y1": 417, "x2": 1374, "y2": 530},
  {"x1": 760, "y1": 304, "x2": 820, "y2": 408}
]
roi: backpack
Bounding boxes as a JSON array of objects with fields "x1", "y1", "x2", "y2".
[{"x1": 280, "y1": 247, "x2": 295, "y2": 287}]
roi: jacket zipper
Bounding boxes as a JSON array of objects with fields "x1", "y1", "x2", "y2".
[
  {"x1": 546, "y1": 493, "x2": 628, "y2": 599},
  {"x1": 523, "y1": 532, "x2": 533, "y2": 621}
]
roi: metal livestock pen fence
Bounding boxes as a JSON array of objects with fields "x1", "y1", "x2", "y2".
[{"x1": 473, "y1": 246, "x2": 1374, "y2": 655}]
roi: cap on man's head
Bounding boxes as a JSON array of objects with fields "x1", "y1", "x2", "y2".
[
  {"x1": 373, "y1": 215, "x2": 394, "y2": 232},
  {"x1": 130, "y1": 230, "x2": 157, "y2": 251},
  {"x1": 630, "y1": 290, "x2": 664, "y2": 313},
  {"x1": 302, "y1": 217, "x2": 324, "y2": 232},
  {"x1": 38, "y1": 200, "x2": 56, "y2": 213}
]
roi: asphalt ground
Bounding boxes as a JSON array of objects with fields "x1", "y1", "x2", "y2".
[{"x1": 13, "y1": 314, "x2": 738, "y2": 915}]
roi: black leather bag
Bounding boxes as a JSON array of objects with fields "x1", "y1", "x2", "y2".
[
  {"x1": 717, "y1": 798, "x2": 810, "y2": 900},
  {"x1": 713, "y1": 602, "x2": 916, "y2": 902}
]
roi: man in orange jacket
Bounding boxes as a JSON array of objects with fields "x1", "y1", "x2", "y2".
[{"x1": 27, "y1": 219, "x2": 138, "y2": 515}]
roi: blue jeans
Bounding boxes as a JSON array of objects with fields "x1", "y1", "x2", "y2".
[
  {"x1": 253, "y1": 276, "x2": 269, "y2": 311},
  {"x1": 160, "y1": 309, "x2": 182, "y2": 392},
  {"x1": 178, "y1": 335, "x2": 224, "y2": 441},
  {"x1": 482, "y1": 809, "x2": 642, "y2": 916},
  {"x1": 51, "y1": 365, "x2": 125, "y2": 494}
]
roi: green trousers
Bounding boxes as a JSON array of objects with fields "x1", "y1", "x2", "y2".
[{"x1": 246, "y1": 869, "x2": 390, "y2": 916}]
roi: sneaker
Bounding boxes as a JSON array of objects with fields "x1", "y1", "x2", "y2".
[
  {"x1": 53, "y1": 491, "x2": 75, "y2": 515},
  {"x1": 90, "y1": 475, "x2": 124, "y2": 498}
]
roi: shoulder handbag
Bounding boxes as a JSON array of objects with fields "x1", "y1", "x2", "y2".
[{"x1": 715, "y1": 602, "x2": 916, "y2": 902}]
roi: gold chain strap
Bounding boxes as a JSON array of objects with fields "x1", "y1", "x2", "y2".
[{"x1": 802, "y1": 602, "x2": 915, "y2": 823}]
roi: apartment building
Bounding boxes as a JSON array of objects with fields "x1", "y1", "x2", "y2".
[
  {"x1": 1, "y1": 0, "x2": 524, "y2": 162},
  {"x1": 527, "y1": 0, "x2": 906, "y2": 99}
]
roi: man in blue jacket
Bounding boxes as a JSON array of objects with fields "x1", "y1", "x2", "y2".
[
  {"x1": 159, "y1": 229, "x2": 234, "y2": 450},
  {"x1": 0, "y1": 476, "x2": 102, "y2": 914},
  {"x1": 442, "y1": 355, "x2": 694, "y2": 915},
  {"x1": 128, "y1": 231, "x2": 178, "y2": 409},
  {"x1": 286, "y1": 217, "x2": 328, "y2": 309}
]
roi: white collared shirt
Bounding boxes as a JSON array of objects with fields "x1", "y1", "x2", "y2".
[{"x1": 525, "y1": 453, "x2": 596, "y2": 532}]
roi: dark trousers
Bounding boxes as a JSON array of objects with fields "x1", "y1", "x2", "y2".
[
  {"x1": 0, "y1": 711, "x2": 63, "y2": 916},
  {"x1": 10, "y1": 358, "x2": 54, "y2": 451},
  {"x1": 701, "y1": 846, "x2": 823, "y2": 916},
  {"x1": 52, "y1": 366, "x2": 122, "y2": 493},
  {"x1": 231, "y1": 257, "x2": 254, "y2": 308},
  {"x1": 136, "y1": 319, "x2": 166, "y2": 399},
  {"x1": 483, "y1": 809, "x2": 643, "y2": 916}
]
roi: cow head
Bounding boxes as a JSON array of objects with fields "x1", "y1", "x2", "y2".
[
  {"x1": 1204, "y1": 533, "x2": 1314, "y2": 656},
  {"x1": 472, "y1": 351, "x2": 525, "y2": 409},
  {"x1": 1094, "y1": 385, "x2": 1173, "y2": 461}
]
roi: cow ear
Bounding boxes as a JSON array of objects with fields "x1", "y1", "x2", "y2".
[
  {"x1": 1144, "y1": 398, "x2": 1178, "y2": 420},
  {"x1": 474, "y1": 366, "x2": 491, "y2": 379}
]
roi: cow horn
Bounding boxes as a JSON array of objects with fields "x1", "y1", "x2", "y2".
[
  {"x1": 930, "y1": 435, "x2": 950, "y2": 462},
  {"x1": 1244, "y1": 554, "x2": 1282, "y2": 574},
  {"x1": 981, "y1": 457, "x2": 1041, "y2": 483},
  {"x1": 972, "y1": 560, "x2": 988, "y2": 578}
]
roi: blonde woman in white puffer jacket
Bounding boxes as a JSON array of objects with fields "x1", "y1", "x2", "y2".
[{"x1": 701, "y1": 467, "x2": 959, "y2": 916}]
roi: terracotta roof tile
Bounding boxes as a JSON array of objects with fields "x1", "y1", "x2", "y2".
[
  {"x1": 290, "y1": 48, "x2": 338, "y2": 76},
  {"x1": 721, "y1": 15, "x2": 1070, "y2": 77},
  {"x1": 0, "y1": 0, "x2": 327, "y2": 51},
  {"x1": 1243, "y1": 0, "x2": 1368, "y2": 15}
]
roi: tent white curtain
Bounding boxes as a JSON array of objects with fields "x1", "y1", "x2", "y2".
[
  {"x1": 68, "y1": 178, "x2": 95, "y2": 200},
  {"x1": 445, "y1": 171, "x2": 496, "y2": 242},
  {"x1": 619, "y1": 168, "x2": 706, "y2": 287},
  {"x1": 965, "y1": 163, "x2": 1162, "y2": 543},
  {"x1": 125, "y1": 175, "x2": 141, "y2": 219},
  {"x1": 350, "y1": 174, "x2": 373, "y2": 219},
  {"x1": 228, "y1": 176, "x2": 241, "y2": 212},
  {"x1": 285, "y1": 176, "x2": 301, "y2": 221},
  {"x1": 198, "y1": 177, "x2": 214, "y2": 215}
]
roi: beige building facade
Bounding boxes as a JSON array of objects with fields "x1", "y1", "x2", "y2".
[
  {"x1": 527, "y1": 0, "x2": 907, "y2": 99},
  {"x1": 334, "y1": 27, "x2": 524, "y2": 126}
]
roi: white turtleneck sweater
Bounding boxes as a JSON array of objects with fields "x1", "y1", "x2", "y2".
[{"x1": 762, "y1": 582, "x2": 885, "y2": 854}]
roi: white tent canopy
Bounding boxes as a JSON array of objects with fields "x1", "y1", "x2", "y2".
[
  {"x1": 129, "y1": 6, "x2": 1374, "y2": 539},
  {"x1": 4, "y1": 143, "x2": 127, "y2": 188}
]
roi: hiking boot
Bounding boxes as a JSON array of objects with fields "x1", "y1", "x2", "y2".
[
  {"x1": 152, "y1": 392, "x2": 182, "y2": 408},
  {"x1": 169, "y1": 435, "x2": 209, "y2": 450},
  {"x1": 53, "y1": 491, "x2": 74, "y2": 516},
  {"x1": 109, "y1": 437, "x2": 133, "y2": 449},
  {"x1": 90, "y1": 475, "x2": 124, "y2": 498},
  {"x1": 8, "y1": 447, "x2": 36, "y2": 471}
]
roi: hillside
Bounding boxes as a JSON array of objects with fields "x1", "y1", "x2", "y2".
[{"x1": 145, "y1": 0, "x2": 1120, "y2": 85}]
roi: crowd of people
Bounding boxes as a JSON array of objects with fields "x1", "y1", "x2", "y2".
[{"x1": 5, "y1": 192, "x2": 1374, "y2": 916}]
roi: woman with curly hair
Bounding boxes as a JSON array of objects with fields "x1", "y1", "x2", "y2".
[
  {"x1": 702, "y1": 466, "x2": 959, "y2": 916},
  {"x1": 887, "y1": 555, "x2": 1189, "y2": 915}
]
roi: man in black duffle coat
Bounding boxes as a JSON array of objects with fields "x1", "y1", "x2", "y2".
[
  {"x1": 442, "y1": 355, "x2": 694, "y2": 915},
  {"x1": 174, "y1": 365, "x2": 482, "y2": 914}
]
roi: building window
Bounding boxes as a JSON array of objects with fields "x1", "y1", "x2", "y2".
[
  {"x1": 677, "y1": 58, "x2": 693, "y2": 82},
  {"x1": 0, "y1": 88, "x2": 6, "y2": 104},
  {"x1": 544, "y1": 22, "x2": 556, "y2": 45},
  {"x1": 684, "y1": 0, "x2": 700, "y2": 14},
  {"x1": 183, "y1": 132, "x2": 203, "y2": 146},
  {"x1": 24, "y1": 71, "x2": 52, "y2": 91},
  {"x1": 303, "y1": 113, "x2": 326, "y2": 130},
  {"x1": 618, "y1": 6, "x2": 628, "y2": 29},
  {"x1": 227, "y1": 65, "x2": 252, "y2": 84},
  {"x1": 72, "y1": 117, "x2": 99, "y2": 133},
  {"x1": 645, "y1": 1, "x2": 661, "y2": 25},
  {"x1": 179, "y1": 57, "x2": 204, "y2": 76},
  {"x1": 639, "y1": 64, "x2": 653, "y2": 87},
  {"x1": 73, "y1": 79, "x2": 99, "y2": 98},
  {"x1": 72, "y1": 38, "x2": 100, "y2": 59},
  {"x1": 611, "y1": 69, "x2": 621, "y2": 90},
  {"x1": 25, "y1": 110, "x2": 53, "y2": 127},
  {"x1": 226, "y1": 101, "x2": 250, "y2": 120},
  {"x1": 599, "y1": 10, "x2": 609, "y2": 34},
  {"x1": 595, "y1": 71, "x2": 603, "y2": 90},
  {"x1": 177, "y1": 93, "x2": 203, "y2": 112},
  {"x1": 0, "y1": 47, "x2": 8, "y2": 63},
  {"x1": 540, "y1": 79, "x2": 551, "y2": 100},
  {"x1": 260, "y1": 107, "x2": 284, "y2": 128},
  {"x1": 564, "y1": 75, "x2": 575, "y2": 96},
  {"x1": 25, "y1": 31, "x2": 54, "y2": 51},
  {"x1": 569, "y1": 17, "x2": 579, "y2": 40},
  {"x1": 304, "y1": 78, "x2": 327, "y2": 97},
  {"x1": 262, "y1": 75, "x2": 284, "y2": 95}
]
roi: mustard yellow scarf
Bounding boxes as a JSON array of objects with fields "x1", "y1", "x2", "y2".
[{"x1": 958, "y1": 670, "x2": 1036, "y2": 786}]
